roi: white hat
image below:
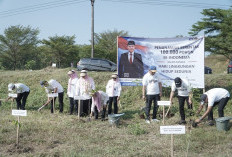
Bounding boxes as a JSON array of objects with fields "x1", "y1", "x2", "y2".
[
  {"x1": 67, "y1": 71, "x2": 73, "y2": 75},
  {"x1": 8, "y1": 83, "x2": 15, "y2": 91},
  {"x1": 81, "y1": 70, "x2": 87, "y2": 73}
]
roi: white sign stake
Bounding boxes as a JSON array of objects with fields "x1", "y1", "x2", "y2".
[
  {"x1": 12, "y1": 110, "x2": 27, "y2": 147},
  {"x1": 158, "y1": 101, "x2": 171, "y2": 124},
  {"x1": 160, "y1": 125, "x2": 185, "y2": 157}
]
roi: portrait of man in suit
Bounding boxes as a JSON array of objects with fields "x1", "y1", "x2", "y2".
[{"x1": 119, "y1": 40, "x2": 144, "y2": 78}]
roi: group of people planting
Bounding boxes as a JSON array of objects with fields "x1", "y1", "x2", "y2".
[{"x1": 6, "y1": 67, "x2": 230, "y2": 126}]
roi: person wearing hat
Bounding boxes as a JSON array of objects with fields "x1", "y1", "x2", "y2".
[
  {"x1": 90, "y1": 90, "x2": 109, "y2": 120},
  {"x1": 75, "y1": 70, "x2": 95, "y2": 116},
  {"x1": 195, "y1": 88, "x2": 230, "y2": 126},
  {"x1": 169, "y1": 77, "x2": 192, "y2": 125},
  {"x1": 142, "y1": 66, "x2": 162, "y2": 124},
  {"x1": 67, "y1": 70, "x2": 79, "y2": 115},
  {"x1": 106, "y1": 73, "x2": 122, "y2": 114},
  {"x1": 7, "y1": 83, "x2": 30, "y2": 110},
  {"x1": 118, "y1": 40, "x2": 144, "y2": 78},
  {"x1": 40, "y1": 79, "x2": 64, "y2": 113}
]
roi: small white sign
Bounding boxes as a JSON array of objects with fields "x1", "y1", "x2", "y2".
[
  {"x1": 12, "y1": 110, "x2": 27, "y2": 116},
  {"x1": 8, "y1": 93, "x2": 18, "y2": 98},
  {"x1": 158, "y1": 101, "x2": 171, "y2": 106},
  {"x1": 52, "y1": 63, "x2": 56, "y2": 67},
  {"x1": 160, "y1": 126, "x2": 185, "y2": 134},
  {"x1": 74, "y1": 95, "x2": 90, "y2": 100},
  {"x1": 48, "y1": 93, "x2": 58, "y2": 98}
]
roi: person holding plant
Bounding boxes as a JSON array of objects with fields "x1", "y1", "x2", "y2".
[
  {"x1": 7, "y1": 83, "x2": 30, "y2": 110},
  {"x1": 195, "y1": 88, "x2": 230, "y2": 126},
  {"x1": 90, "y1": 90, "x2": 109, "y2": 120}
]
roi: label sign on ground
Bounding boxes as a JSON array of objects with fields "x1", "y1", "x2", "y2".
[
  {"x1": 8, "y1": 93, "x2": 18, "y2": 98},
  {"x1": 12, "y1": 110, "x2": 27, "y2": 116},
  {"x1": 158, "y1": 101, "x2": 171, "y2": 106},
  {"x1": 48, "y1": 93, "x2": 58, "y2": 98},
  {"x1": 160, "y1": 126, "x2": 185, "y2": 134},
  {"x1": 74, "y1": 95, "x2": 91, "y2": 100}
]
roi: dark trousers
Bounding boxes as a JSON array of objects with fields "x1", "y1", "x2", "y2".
[
  {"x1": 145, "y1": 94, "x2": 160, "y2": 119},
  {"x1": 177, "y1": 96, "x2": 191, "y2": 120},
  {"x1": 108, "y1": 96, "x2": 118, "y2": 114},
  {"x1": 80, "y1": 99, "x2": 91, "y2": 116},
  {"x1": 208, "y1": 97, "x2": 230, "y2": 120},
  {"x1": 16, "y1": 91, "x2": 30, "y2": 110},
  {"x1": 94, "y1": 106, "x2": 106, "y2": 119},
  {"x1": 69, "y1": 97, "x2": 78, "y2": 114},
  {"x1": 50, "y1": 92, "x2": 64, "y2": 113}
]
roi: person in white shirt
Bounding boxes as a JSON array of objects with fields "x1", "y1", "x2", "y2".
[
  {"x1": 7, "y1": 83, "x2": 30, "y2": 110},
  {"x1": 106, "y1": 73, "x2": 121, "y2": 114},
  {"x1": 40, "y1": 79, "x2": 64, "y2": 113},
  {"x1": 195, "y1": 88, "x2": 230, "y2": 126},
  {"x1": 169, "y1": 77, "x2": 192, "y2": 124},
  {"x1": 142, "y1": 66, "x2": 162, "y2": 124},
  {"x1": 90, "y1": 90, "x2": 109, "y2": 120},
  {"x1": 67, "y1": 70, "x2": 78, "y2": 115},
  {"x1": 75, "y1": 70, "x2": 95, "y2": 116}
]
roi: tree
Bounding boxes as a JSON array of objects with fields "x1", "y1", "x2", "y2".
[
  {"x1": 189, "y1": 8, "x2": 232, "y2": 60},
  {"x1": 42, "y1": 35, "x2": 79, "y2": 68},
  {"x1": 0, "y1": 25, "x2": 39, "y2": 70},
  {"x1": 94, "y1": 29, "x2": 129, "y2": 63}
]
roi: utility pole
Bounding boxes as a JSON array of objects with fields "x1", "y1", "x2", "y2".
[{"x1": 91, "y1": 0, "x2": 95, "y2": 58}]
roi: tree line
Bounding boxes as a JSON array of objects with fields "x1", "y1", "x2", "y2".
[{"x1": 0, "y1": 7, "x2": 232, "y2": 70}]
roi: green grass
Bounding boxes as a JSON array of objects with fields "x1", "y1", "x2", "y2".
[{"x1": 0, "y1": 55, "x2": 232, "y2": 157}]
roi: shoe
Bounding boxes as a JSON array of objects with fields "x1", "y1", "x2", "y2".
[
  {"x1": 145, "y1": 119, "x2": 150, "y2": 124},
  {"x1": 208, "y1": 120, "x2": 214, "y2": 126},
  {"x1": 151, "y1": 119, "x2": 160, "y2": 122},
  {"x1": 178, "y1": 120, "x2": 186, "y2": 125}
]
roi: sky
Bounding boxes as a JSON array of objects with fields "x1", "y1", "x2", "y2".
[{"x1": 0, "y1": 0, "x2": 231, "y2": 45}]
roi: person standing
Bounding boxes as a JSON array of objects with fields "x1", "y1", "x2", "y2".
[
  {"x1": 169, "y1": 77, "x2": 192, "y2": 125},
  {"x1": 195, "y1": 88, "x2": 230, "y2": 126},
  {"x1": 90, "y1": 90, "x2": 109, "y2": 120},
  {"x1": 119, "y1": 40, "x2": 144, "y2": 78},
  {"x1": 76, "y1": 70, "x2": 95, "y2": 116},
  {"x1": 7, "y1": 83, "x2": 30, "y2": 110},
  {"x1": 67, "y1": 70, "x2": 78, "y2": 115},
  {"x1": 106, "y1": 73, "x2": 121, "y2": 114},
  {"x1": 40, "y1": 79, "x2": 64, "y2": 113},
  {"x1": 142, "y1": 66, "x2": 162, "y2": 124}
]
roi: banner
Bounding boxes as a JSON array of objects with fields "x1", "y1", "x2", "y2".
[{"x1": 117, "y1": 36, "x2": 204, "y2": 88}]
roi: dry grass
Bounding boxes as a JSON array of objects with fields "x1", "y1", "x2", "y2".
[{"x1": 0, "y1": 58, "x2": 232, "y2": 157}]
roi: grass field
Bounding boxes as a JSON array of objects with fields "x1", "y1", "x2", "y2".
[{"x1": 0, "y1": 55, "x2": 232, "y2": 157}]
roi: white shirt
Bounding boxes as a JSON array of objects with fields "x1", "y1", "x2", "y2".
[
  {"x1": 67, "y1": 78, "x2": 78, "y2": 98},
  {"x1": 76, "y1": 77, "x2": 95, "y2": 98},
  {"x1": 142, "y1": 72, "x2": 161, "y2": 95},
  {"x1": 45, "y1": 79, "x2": 64, "y2": 93},
  {"x1": 91, "y1": 91, "x2": 109, "y2": 112},
  {"x1": 9, "y1": 83, "x2": 30, "y2": 93},
  {"x1": 171, "y1": 78, "x2": 191, "y2": 96},
  {"x1": 204, "y1": 88, "x2": 230, "y2": 107},
  {"x1": 106, "y1": 79, "x2": 121, "y2": 97}
]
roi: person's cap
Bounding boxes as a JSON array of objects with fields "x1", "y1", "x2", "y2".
[
  {"x1": 8, "y1": 83, "x2": 15, "y2": 91},
  {"x1": 174, "y1": 77, "x2": 182, "y2": 87},
  {"x1": 80, "y1": 70, "x2": 87, "y2": 77},
  {"x1": 149, "y1": 66, "x2": 157, "y2": 72},
  {"x1": 40, "y1": 80, "x2": 46, "y2": 87},
  {"x1": 200, "y1": 94, "x2": 207, "y2": 105},
  {"x1": 127, "y1": 40, "x2": 135, "y2": 45},
  {"x1": 111, "y1": 73, "x2": 118, "y2": 78}
]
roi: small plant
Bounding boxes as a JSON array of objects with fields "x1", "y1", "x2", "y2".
[{"x1": 128, "y1": 123, "x2": 146, "y2": 135}]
